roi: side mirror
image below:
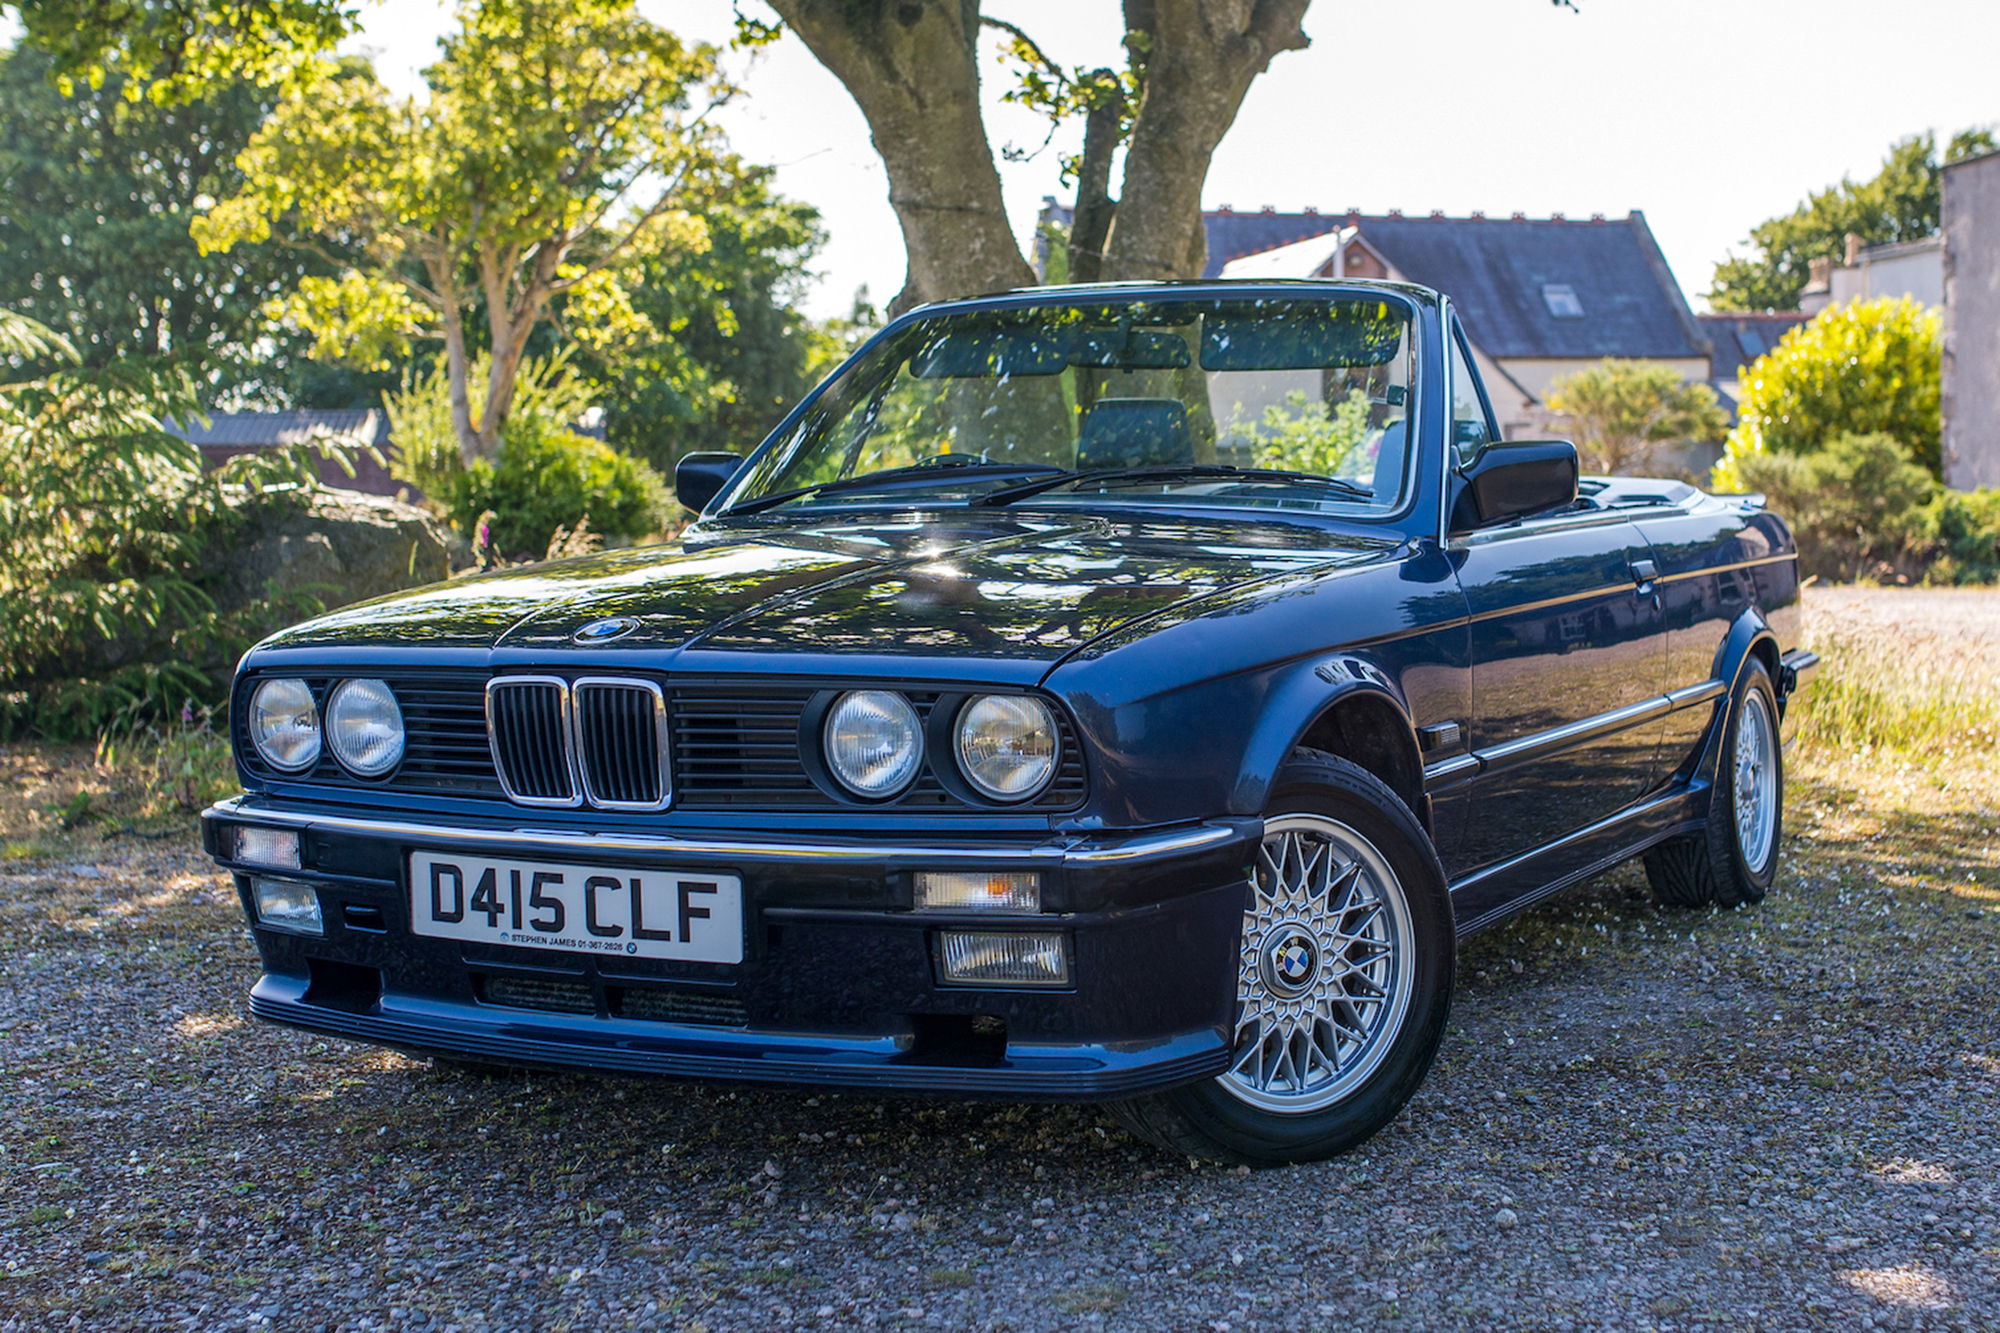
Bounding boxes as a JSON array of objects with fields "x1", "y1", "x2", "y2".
[
  {"x1": 1450, "y1": 439, "x2": 1578, "y2": 530},
  {"x1": 674, "y1": 451, "x2": 745, "y2": 514}
]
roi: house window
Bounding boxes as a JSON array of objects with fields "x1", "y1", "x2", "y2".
[
  {"x1": 1735, "y1": 328, "x2": 1767, "y2": 359},
  {"x1": 1541, "y1": 284, "x2": 1584, "y2": 318}
]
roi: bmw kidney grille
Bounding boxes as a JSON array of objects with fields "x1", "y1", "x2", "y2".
[{"x1": 485, "y1": 676, "x2": 669, "y2": 811}]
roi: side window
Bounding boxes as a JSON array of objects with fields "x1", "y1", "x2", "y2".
[{"x1": 1450, "y1": 331, "x2": 1494, "y2": 468}]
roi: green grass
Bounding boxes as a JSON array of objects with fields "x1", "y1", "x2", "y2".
[{"x1": 1787, "y1": 629, "x2": 2000, "y2": 761}]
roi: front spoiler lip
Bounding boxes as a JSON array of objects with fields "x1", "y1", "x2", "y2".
[
  {"x1": 248, "y1": 973, "x2": 1232, "y2": 1100},
  {"x1": 202, "y1": 794, "x2": 1255, "y2": 870}
]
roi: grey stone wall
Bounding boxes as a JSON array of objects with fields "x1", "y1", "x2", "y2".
[{"x1": 1943, "y1": 151, "x2": 2000, "y2": 491}]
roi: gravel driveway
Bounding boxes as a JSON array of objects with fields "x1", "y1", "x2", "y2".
[{"x1": 3, "y1": 589, "x2": 1996, "y2": 1332}]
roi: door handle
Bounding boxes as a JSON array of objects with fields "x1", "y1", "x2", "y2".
[{"x1": 1630, "y1": 559, "x2": 1658, "y2": 593}]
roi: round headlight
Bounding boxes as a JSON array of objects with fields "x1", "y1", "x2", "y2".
[
  {"x1": 248, "y1": 677, "x2": 321, "y2": 773},
  {"x1": 823, "y1": 690, "x2": 923, "y2": 798},
  {"x1": 326, "y1": 678, "x2": 406, "y2": 777},
  {"x1": 955, "y1": 695, "x2": 1058, "y2": 801}
]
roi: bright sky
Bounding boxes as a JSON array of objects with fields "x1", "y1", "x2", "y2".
[{"x1": 33, "y1": 0, "x2": 2000, "y2": 322}]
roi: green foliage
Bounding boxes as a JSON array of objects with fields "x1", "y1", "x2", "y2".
[
  {"x1": 386, "y1": 352, "x2": 586, "y2": 496},
  {"x1": 385, "y1": 353, "x2": 670, "y2": 559},
  {"x1": 1546, "y1": 359, "x2": 1728, "y2": 476},
  {"x1": 94, "y1": 707, "x2": 240, "y2": 818},
  {"x1": 1732, "y1": 432, "x2": 1938, "y2": 582},
  {"x1": 1731, "y1": 430, "x2": 2000, "y2": 586},
  {"x1": 191, "y1": 0, "x2": 736, "y2": 464},
  {"x1": 1715, "y1": 296, "x2": 1941, "y2": 487},
  {"x1": 0, "y1": 43, "x2": 371, "y2": 405},
  {"x1": 10, "y1": 0, "x2": 352, "y2": 104},
  {"x1": 0, "y1": 311, "x2": 331, "y2": 739},
  {"x1": 1232, "y1": 389, "x2": 1374, "y2": 478},
  {"x1": 568, "y1": 169, "x2": 835, "y2": 471},
  {"x1": 1921, "y1": 488, "x2": 2000, "y2": 586},
  {"x1": 452, "y1": 423, "x2": 673, "y2": 562},
  {"x1": 1708, "y1": 129, "x2": 1996, "y2": 312}
]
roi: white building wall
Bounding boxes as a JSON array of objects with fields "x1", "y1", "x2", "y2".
[{"x1": 1827, "y1": 241, "x2": 1945, "y2": 309}]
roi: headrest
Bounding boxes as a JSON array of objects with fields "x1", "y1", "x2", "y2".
[{"x1": 1077, "y1": 398, "x2": 1194, "y2": 471}]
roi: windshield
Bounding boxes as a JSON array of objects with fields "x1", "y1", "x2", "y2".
[{"x1": 722, "y1": 294, "x2": 1419, "y2": 516}]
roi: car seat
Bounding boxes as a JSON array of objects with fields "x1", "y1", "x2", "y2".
[{"x1": 1076, "y1": 399, "x2": 1195, "y2": 471}]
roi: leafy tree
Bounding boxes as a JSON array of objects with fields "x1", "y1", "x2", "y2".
[
  {"x1": 567, "y1": 169, "x2": 834, "y2": 470},
  {"x1": 1714, "y1": 296, "x2": 1942, "y2": 487},
  {"x1": 1545, "y1": 359, "x2": 1728, "y2": 476},
  {"x1": 20, "y1": 0, "x2": 1577, "y2": 318},
  {"x1": 1708, "y1": 129, "x2": 1997, "y2": 312},
  {"x1": 6, "y1": 0, "x2": 352, "y2": 102},
  {"x1": 192, "y1": 0, "x2": 736, "y2": 466},
  {"x1": 0, "y1": 43, "x2": 373, "y2": 404}
]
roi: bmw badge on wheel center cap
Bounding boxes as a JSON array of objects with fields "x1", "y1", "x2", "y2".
[
  {"x1": 1263, "y1": 928, "x2": 1320, "y2": 997},
  {"x1": 573, "y1": 616, "x2": 639, "y2": 644}
]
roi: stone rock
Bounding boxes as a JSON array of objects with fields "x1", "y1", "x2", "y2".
[{"x1": 217, "y1": 487, "x2": 452, "y2": 617}]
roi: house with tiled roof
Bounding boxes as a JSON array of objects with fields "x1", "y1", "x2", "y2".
[{"x1": 1038, "y1": 201, "x2": 1720, "y2": 448}]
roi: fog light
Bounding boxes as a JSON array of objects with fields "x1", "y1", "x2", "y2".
[
  {"x1": 252, "y1": 877, "x2": 323, "y2": 936},
  {"x1": 234, "y1": 825, "x2": 300, "y2": 870},
  {"x1": 938, "y1": 931, "x2": 1068, "y2": 986},
  {"x1": 915, "y1": 871, "x2": 1040, "y2": 914}
]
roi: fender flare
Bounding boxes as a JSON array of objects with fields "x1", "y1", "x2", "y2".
[
  {"x1": 1689, "y1": 607, "x2": 1782, "y2": 788},
  {"x1": 1230, "y1": 654, "x2": 1424, "y2": 822}
]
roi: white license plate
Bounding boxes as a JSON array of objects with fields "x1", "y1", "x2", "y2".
[{"x1": 409, "y1": 851, "x2": 743, "y2": 964}]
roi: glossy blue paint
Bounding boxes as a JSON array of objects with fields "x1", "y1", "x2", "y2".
[{"x1": 204, "y1": 280, "x2": 1807, "y2": 1099}]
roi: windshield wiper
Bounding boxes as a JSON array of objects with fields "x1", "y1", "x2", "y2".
[
  {"x1": 726, "y1": 457, "x2": 1066, "y2": 515},
  {"x1": 971, "y1": 464, "x2": 1374, "y2": 507}
]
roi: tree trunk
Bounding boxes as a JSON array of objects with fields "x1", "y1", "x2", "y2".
[
  {"x1": 1065, "y1": 70, "x2": 1124, "y2": 286},
  {"x1": 440, "y1": 302, "x2": 482, "y2": 469},
  {"x1": 769, "y1": 0, "x2": 1034, "y2": 311},
  {"x1": 1101, "y1": 0, "x2": 1309, "y2": 281}
]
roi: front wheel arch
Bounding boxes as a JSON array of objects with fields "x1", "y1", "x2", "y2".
[{"x1": 1106, "y1": 747, "x2": 1454, "y2": 1166}]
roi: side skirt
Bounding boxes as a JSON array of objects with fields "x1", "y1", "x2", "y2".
[{"x1": 1448, "y1": 782, "x2": 1709, "y2": 938}]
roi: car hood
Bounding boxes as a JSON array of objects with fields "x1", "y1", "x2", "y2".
[{"x1": 254, "y1": 513, "x2": 1398, "y2": 675}]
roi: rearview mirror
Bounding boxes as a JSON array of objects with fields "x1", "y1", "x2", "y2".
[
  {"x1": 1450, "y1": 439, "x2": 1578, "y2": 530},
  {"x1": 675, "y1": 451, "x2": 745, "y2": 514}
]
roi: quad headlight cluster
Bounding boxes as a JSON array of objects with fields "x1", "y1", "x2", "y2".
[
  {"x1": 821, "y1": 690, "x2": 1059, "y2": 803},
  {"x1": 247, "y1": 677, "x2": 406, "y2": 778}
]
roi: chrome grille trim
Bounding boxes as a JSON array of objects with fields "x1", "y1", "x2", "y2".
[
  {"x1": 485, "y1": 677, "x2": 581, "y2": 807},
  {"x1": 572, "y1": 677, "x2": 671, "y2": 811}
]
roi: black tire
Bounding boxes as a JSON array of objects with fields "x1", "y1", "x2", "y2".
[
  {"x1": 1642, "y1": 660, "x2": 1783, "y2": 910},
  {"x1": 1106, "y1": 748, "x2": 1454, "y2": 1167}
]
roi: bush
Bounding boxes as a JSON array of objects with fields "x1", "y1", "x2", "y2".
[
  {"x1": 1714, "y1": 296, "x2": 1941, "y2": 488},
  {"x1": 448, "y1": 418, "x2": 674, "y2": 561},
  {"x1": 1733, "y1": 432, "x2": 1936, "y2": 582},
  {"x1": 1922, "y1": 487, "x2": 2000, "y2": 584},
  {"x1": 1733, "y1": 430, "x2": 2000, "y2": 584},
  {"x1": 0, "y1": 311, "x2": 332, "y2": 739},
  {"x1": 386, "y1": 352, "x2": 674, "y2": 560}
]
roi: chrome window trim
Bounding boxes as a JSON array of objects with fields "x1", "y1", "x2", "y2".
[
  {"x1": 485, "y1": 676, "x2": 583, "y2": 808},
  {"x1": 570, "y1": 676, "x2": 673, "y2": 812}
]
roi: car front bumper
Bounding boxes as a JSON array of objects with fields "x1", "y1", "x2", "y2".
[{"x1": 202, "y1": 797, "x2": 1257, "y2": 1100}]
